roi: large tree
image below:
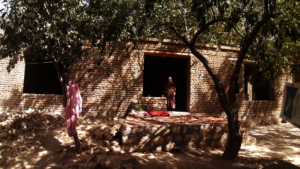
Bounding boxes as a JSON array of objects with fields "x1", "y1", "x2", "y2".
[
  {"x1": 1, "y1": 0, "x2": 90, "y2": 96},
  {"x1": 0, "y1": 0, "x2": 137, "y2": 152},
  {"x1": 0, "y1": 0, "x2": 137, "y2": 97},
  {"x1": 1, "y1": 0, "x2": 299, "y2": 158},
  {"x1": 125, "y1": 0, "x2": 299, "y2": 159}
]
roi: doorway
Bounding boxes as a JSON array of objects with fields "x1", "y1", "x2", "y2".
[{"x1": 143, "y1": 55, "x2": 188, "y2": 111}]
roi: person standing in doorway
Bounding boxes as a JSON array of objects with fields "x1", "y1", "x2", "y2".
[{"x1": 163, "y1": 77, "x2": 176, "y2": 111}]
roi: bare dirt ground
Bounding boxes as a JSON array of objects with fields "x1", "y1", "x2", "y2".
[
  {"x1": 0, "y1": 122, "x2": 300, "y2": 169},
  {"x1": 239, "y1": 122, "x2": 300, "y2": 166}
]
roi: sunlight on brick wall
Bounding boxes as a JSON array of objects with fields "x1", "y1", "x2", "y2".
[{"x1": 0, "y1": 40, "x2": 291, "y2": 126}]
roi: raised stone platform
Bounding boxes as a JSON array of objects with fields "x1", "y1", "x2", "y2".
[{"x1": 122, "y1": 112, "x2": 229, "y2": 152}]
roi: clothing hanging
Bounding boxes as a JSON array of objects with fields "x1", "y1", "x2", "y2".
[
  {"x1": 62, "y1": 84, "x2": 82, "y2": 113},
  {"x1": 65, "y1": 84, "x2": 82, "y2": 137}
]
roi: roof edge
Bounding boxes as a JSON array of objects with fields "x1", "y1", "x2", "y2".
[{"x1": 138, "y1": 38, "x2": 240, "y2": 51}]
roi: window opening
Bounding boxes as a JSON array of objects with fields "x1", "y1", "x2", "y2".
[
  {"x1": 244, "y1": 64, "x2": 272, "y2": 101},
  {"x1": 23, "y1": 59, "x2": 63, "y2": 95}
]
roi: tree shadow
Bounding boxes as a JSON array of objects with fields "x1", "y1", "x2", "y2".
[
  {"x1": 0, "y1": 40, "x2": 293, "y2": 168},
  {"x1": 0, "y1": 40, "x2": 282, "y2": 127},
  {"x1": 37, "y1": 129, "x2": 65, "y2": 152},
  {"x1": 186, "y1": 47, "x2": 281, "y2": 128},
  {"x1": 0, "y1": 48, "x2": 147, "y2": 122},
  {"x1": 133, "y1": 147, "x2": 300, "y2": 169},
  {"x1": 0, "y1": 126, "x2": 75, "y2": 169},
  {"x1": 1, "y1": 122, "x2": 300, "y2": 169}
]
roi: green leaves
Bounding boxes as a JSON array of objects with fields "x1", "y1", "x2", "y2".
[
  {"x1": 1, "y1": 12, "x2": 6, "y2": 19},
  {"x1": 137, "y1": 0, "x2": 300, "y2": 84},
  {"x1": 1, "y1": 0, "x2": 300, "y2": 85},
  {"x1": 0, "y1": 0, "x2": 90, "y2": 72}
]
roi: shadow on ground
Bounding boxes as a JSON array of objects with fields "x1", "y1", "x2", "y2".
[
  {"x1": 133, "y1": 147, "x2": 299, "y2": 169},
  {"x1": 1, "y1": 123, "x2": 300, "y2": 169}
]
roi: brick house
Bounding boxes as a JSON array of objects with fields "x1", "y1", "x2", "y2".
[{"x1": 0, "y1": 38, "x2": 292, "y2": 127}]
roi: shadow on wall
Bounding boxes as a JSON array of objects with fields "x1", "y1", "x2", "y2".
[
  {"x1": 189, "y1": 50, "x2": 237, "y2": 116},
  {"x1": 237, "y1": 69, "x2": 284, "y2": 127},
  {"x1": 0, "y1": 50, "x2": 144, "y2": 121},
  {"x1": 0, "y1": 88, "x2": 64, "y2": 113},
  {"x1": 73, "y1": 51, "x2": 145, "y2": 120},
  {"x1": 0, "y1": 42, "x2": 282, "y2": 126},
  {"x1": 188, "y1": 50, "x2": 281, "y2": 127}
]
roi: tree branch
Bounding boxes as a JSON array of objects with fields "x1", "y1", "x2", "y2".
[
  {"x1": 189, "y1": 45, "x2": 231, "y2": 113},
  {"x1": 229, "y1": 3, "x2": 277, "y2": 106},
  {"x1": 264, "y1": 0, "x2": 269, "y2": 16},
  {"x1": 53, "y1": 60, "x2": 65, "y2": 96},
  {"x1": 43, "y1": 3, "x2": 51, "y2": 16},
  {"x1": 270, "y1": 0, "x2": 274, "y2": 14},
  {"x1": 75, "y1": 69, "x2": 88, "y2": 84},
  {"x1": 166, "y1": 24, "x2": 189, "y2": 44},
  {"x1": 232, "y1": 11, "x2": 275, "y2": 78},
  {"x1": 233, "y1": 27, "x2": 244, "y2": 37},
  {"x1": 75, "y1": 45, "x2": 102, "y2": 84},
  {"x1": 177, "y1": 8, "x2": 188, "y2": 38},
  {"x1": 166, "y1": 17, "x2": 232, "y2": 111},
  {"x1": 211, "y1": 7, "x2": 216, "y2": 20},
  {"x1": 75, "y1": 58, "x2": 105, "y2": 84},
  {"x1": 190, "y1": 18, "x2": 230, "y2": 45},
  {"x1": 66, "y1": 62, "x2": 73, "y2": 79}
]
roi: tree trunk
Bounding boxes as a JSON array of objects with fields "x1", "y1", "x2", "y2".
[
  {"x1": 219, "y1": 79, "x2": 242, "y2": 160},
  {"x1": 53, "y1": 61, "x2": 70, "y2": 105},
  {"x1": 188, "y1": 44, "x2": 243, "y2": 159},
  {"x1": 222, "y1": 109, "x2": 242, "y2": 159},
  {"x1": 168, "y1": 1, "x2": 274, "y2": 160},
  {"x1": 221, "y1": 74, "x2": 243, "y2": 159}
]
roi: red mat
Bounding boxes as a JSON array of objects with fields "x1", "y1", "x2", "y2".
[{"x1": 148, "y1": 110, "x2": 169, "y2": 117}]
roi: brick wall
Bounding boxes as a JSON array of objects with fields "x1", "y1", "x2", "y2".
[{"x1": 0, "y1": 39, "x2": 291, "y2": 126}]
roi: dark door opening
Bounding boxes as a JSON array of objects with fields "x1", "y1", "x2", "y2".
[
  {"x1": 244, "y1": 64, "x2": 270, "y2": 100},
  {"x1": 143, "y1": 55, "x2": 188, "y2": 111}
]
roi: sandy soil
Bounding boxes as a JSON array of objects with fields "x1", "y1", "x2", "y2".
[
  {"x1": 0, "y1": 123, "x2": 299, "y2": 169},
  {"x1": 239, "y1": 123, "x2": 300, "y2": 166}
]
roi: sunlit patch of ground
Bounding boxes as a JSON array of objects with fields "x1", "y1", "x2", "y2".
[{"x1": 239, "y1": 123, "x2": 300, "y2": 166}]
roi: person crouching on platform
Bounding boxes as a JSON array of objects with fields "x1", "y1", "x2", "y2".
[{"x1": 163, "y1": 77, "x2": 176, "y2": 111}]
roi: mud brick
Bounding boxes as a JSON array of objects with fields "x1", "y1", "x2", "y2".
[{"x1": 0, "y1": 39, "x2": 288, "y2": 152}]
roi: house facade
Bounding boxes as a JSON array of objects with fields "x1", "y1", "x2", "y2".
[{"x1": 0, "y1": 39, "x2": 291, "y2": 127}]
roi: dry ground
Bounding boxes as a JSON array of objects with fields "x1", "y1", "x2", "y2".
[{"x1": 0, "y1": 122, "x2": 300, "y2": 169}]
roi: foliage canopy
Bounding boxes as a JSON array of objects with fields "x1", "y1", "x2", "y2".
[{"x1": 1, "y1": 0, "x2": 300, "y2": 160}]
